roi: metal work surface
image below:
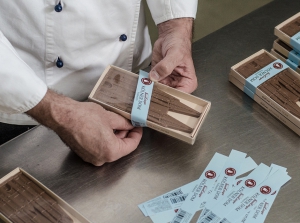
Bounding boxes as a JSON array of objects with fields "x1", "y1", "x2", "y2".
[{"x1": 1, "y1": 0, "x2": 300, "y2": 222}]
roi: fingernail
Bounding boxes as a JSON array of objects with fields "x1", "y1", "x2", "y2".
[{"x1": 150, "y1": 70, "x2": 160, "y2": 81}]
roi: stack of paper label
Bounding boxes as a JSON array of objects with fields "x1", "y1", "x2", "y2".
[{"x1": 138, "y1": 150, "x2": 291, "y2": 223}]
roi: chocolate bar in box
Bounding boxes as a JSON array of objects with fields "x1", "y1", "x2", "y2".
[
  {"x1": 229, "y1": 49, "x2": 300, "y2": 136},
  {"x1": 0, "y1": 168, "x2": 90, "y2": 223},
  {"x1": 89, "y1": 65, "x2": 211, "y2": 145},
  {"x1": 275, "y1": 12, "x2": 300, "y2": 53},
  {"x1": 229, "y1": 73, "x2": 300, "y2": 136}
]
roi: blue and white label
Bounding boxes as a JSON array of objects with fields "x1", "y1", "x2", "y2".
[
  {"x1": 244, "y1": 59, "x2": 289, "y2": 96},
  {"x1": 288, "y1": 49, "x2": 300, "y2": 66},
  {"x1": 286, "y1": 59, "x2": 298, "y2": 71},
  {"x1": 131, "y1": 70, "x2": 154, "y2": 127},
  {"x1": 290, "y1": 31, "x2": 300, "y2": 54},
  {"x1": 243, "y1": 85, "x2": 255, "y2": 99}
]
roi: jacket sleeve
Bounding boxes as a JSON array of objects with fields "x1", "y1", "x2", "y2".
[
  {"x1": 0, "y1": 31, "x2": 47, "y2": 114},
  {"x1": 146, "y1": 0, "x2": 198, "y2": 25}
]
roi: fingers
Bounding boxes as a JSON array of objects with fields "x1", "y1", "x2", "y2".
[
  {"x1": 149, "y1": 50, "x2": 197, "y2": 93},
  {"x1": 77, "y1": 127, "x2": 142, "y2": 166},
  {"x1": 159, "y1": 72, "x2": 182, "y2": 88},
  {"x1": 114, "y1": 130, "x2": 129, "y2": 139},
  {"x1": 116, "y1": 127, "x2": 143, "y2": 157},
  {"x1": 158, "y1": 67, "x2": 198, "y2": 93},
  {"x1": 176, "y1": 75, "x2": 198, "y2": 93},
  {"x1": 106, "y1": 127, "x2": 143, "y2": 162},
  {"x1": 107, "y1": 111, "x2": 134, "y2": 131},
  {"x1": 150, "y1": 49, "x2": 181, "y2": 82}
]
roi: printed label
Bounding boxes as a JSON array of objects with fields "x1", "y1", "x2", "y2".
[
  {"x1": 242, "y1": 189, "x2": 278, "y2": 223},
  {"x1": 235, "y1": 164, "x2": 288, "y2": 223},
  {"x1": 204, "y1": 150, "x2": 247, "y2": 210},
  {"x1": 198, "y1": 157, "x2": 257, "y2": 215},
  {"x1": 131, "y1": 70, "x2": 154, "y2": 127},
  {"x1": 197, "y1": 169, "x2": 290, "y2": 223},
  {"x1": 169, "y1": 153, "x2": 228, "y2": 223},
  {"x1": 148, "y1": 156, "x2": 256, "y2": 223},
  {"x1": 244, "y1": 59, "x2": 289, "y2": 94},
  {"x1": 286, "y1": 59, "x2": 298, "y2": 71},
  {"x1": 197, "y1": 163, "x2": 271, "y2": 223},
  {"x1": 138, "y1": 151, "x2": 290, "y2": 223},
  {"x1": 138, "y1": 180, "x2": 197, "y2": 216},
  {"x1": 243, "y1": 84, "x2": 255, "y2": 99},
  {"x1": 150, "y1": 210, "x2": 178, "y2": 223},
  {"x1": 224, "y1": 169, "x2": 291, "y2": 223},
  {"x1": 290, "y1": 31, "x2": 300, "y2": 54},
  {"x1": 288, "y1": 49, "x2": 300, "y2": 66}
]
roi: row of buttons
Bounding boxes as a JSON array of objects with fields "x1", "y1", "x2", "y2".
[{"x1": 53, "y1": 2, "x2": 127, "y2": 68}]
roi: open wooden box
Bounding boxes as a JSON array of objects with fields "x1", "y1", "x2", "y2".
[
  {"x1": 274, "y1": 12, "x2": 300, "y2": 53},
  {"x1": 0, "y1": 168, "x2": 90, "y2": 223},
  {"x1": 229, "y1": 49, "x2": 300, "y2": 136},
  {"x1": 89, "y1": 65, "x2": 211, "y2": 145}
]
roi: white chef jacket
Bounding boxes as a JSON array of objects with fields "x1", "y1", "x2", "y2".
[{"x1": 0, "y1": 0, "x2": 198, "y2": 125}]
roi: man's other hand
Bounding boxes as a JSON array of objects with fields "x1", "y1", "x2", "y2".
[
  {"x1": 150, "y1": 18, "x2": 197, "y2": 94},
  {"x1": 26, "y1": 90, "x2": 142, "y2": 166}
]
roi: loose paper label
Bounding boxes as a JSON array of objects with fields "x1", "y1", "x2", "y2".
[
  {"x1": 138, "y1": 150, "x2": 290, "y2": 223},
  {"x1": 169, "y1": 153, "x2": 228, "y2": 223},
  {"x1": 197, "y1": 163, "x2": 270, "y2": 223},
  {"x1": 138, "y1": 180, "x2": 197, "y2": 216},
  {"x1": 224, "y1": 169, "x2": 291, "y2": 223}
]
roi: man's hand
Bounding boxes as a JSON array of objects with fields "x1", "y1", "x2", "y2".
[
  {"x1": 26, "y1": 90, "x2": 142, "y2": 166},
  {"x1": 150, "y1": 18, "x2": 197, "y2": 93}
]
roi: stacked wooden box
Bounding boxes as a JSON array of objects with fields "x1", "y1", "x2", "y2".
[
  {"x1": 229, "y1": 12, "x2": 300, "y2": 136},
  {"x1": 272, "y1": 12, "x2": 300, "y2": 73}
]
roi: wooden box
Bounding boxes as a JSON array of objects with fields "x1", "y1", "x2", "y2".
[
  {"x1": 271, "y1": 39, "x2": 300, "y2": 73},
  {"x1": 89, "y1": 65, "x2": 211, "y2": 145},
  {"x1": 274, "y1": 12, "x2": 300, "y2": 53},
  {"x1": 229, "y1": 49, "x2": 300, "y2": 136},
  {"x1": 0, "y1": 168, "x2": 90, "y2": 223}
]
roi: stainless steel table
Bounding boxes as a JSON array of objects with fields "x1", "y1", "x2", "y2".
[{"x1": 1, "y1": 0, "x2": 300, "y2": 222}]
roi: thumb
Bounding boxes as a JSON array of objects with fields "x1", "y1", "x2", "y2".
[{"x1": 150, "y1": 51, "x2": 179, "y2": 82}]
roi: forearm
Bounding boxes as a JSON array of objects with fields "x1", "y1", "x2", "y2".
[
  {"x1": 26, "y1": 89, "x2": 143, "y2": 166},
  {"x1": 157, "y1": 18, "x2": 194, "y2": 43},
  {"x1": 25, "y1": 89, "x2": 76, "y2": 132}
]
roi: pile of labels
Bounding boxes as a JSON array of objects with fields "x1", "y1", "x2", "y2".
[{"x1": 138, "y1": 150, "x2": 291, "y2": 223}]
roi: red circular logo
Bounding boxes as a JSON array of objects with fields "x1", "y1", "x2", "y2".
[
  {"x1": 260, "y1": 186, "x2": 272, "y2": 194},
  {"x1": 205, "y1": 170, "x2": 216, "y2": 179},
  {"x1": 141, "y1": 78, "x2": 152, "y2": 85},
  {"x1": 225, "y1": 168, "x2": 236, "y2": 176},
  {"x1": 273, "y1": 62, "x2": 283, "y2": 69},
  {"x1": 245, "y1": 179, "x2": 256, "y2": 188}
]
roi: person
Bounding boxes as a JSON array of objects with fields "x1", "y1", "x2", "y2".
[{"x1": 0, "y1": 0, "x2": 198, "y2": 166}]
